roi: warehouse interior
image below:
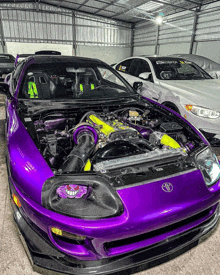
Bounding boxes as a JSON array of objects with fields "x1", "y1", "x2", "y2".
[
  {"x1": 0, "y1": 0, "x2": 219, "y2": 64},
  {"x1": 0, "y1": 1, "x2": 220, "y2": 275}
]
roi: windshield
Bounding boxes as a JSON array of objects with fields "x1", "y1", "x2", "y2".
[
  {"x1": 152, "y1": 59, "x2": 212, "y2": 80},
  {"x1": 19, "y1": 61, "x2": 135, "y2": 100}
]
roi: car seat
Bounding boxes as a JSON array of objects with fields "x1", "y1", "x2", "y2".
[
  {"x1": 50, "y1": 77, "x2": 68, "y2": 98},
  {"x1": 22, "y1": 72, "x2": 51, "y2": 99},
  {"x1": 27, "y1": 76, "x2": 38, "y2": 98},
  {"x1": 71, "y1": 69, "x2": 98, "y2": 97}
]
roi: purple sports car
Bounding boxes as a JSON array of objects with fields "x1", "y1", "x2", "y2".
[{"x1": 1, "y1": 55, "x2": 220, "y2": 274}]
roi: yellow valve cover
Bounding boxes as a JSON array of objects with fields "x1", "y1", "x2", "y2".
[{"x1": 89, "y1": 115, "x2": 115, "y2": 136}]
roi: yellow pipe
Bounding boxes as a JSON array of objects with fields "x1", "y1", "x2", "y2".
[{"x1": 160, "y1": 134, "x2": 180, "y2": 149}]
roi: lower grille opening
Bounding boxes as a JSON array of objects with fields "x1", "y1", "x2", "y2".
[{"x1": 105, "y1": 207, "x2": 212, "y2": 250}]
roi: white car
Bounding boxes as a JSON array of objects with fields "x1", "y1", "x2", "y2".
[
  {"x1": 170, "y1": 54, "x2": 220, "y2": 79},
  {"x1": 114, "y1": 56, "x2": 220, "y2": 144}
]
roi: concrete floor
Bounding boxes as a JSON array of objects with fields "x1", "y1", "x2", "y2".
[{"x1": 0, "y1": 103, "x2": 220, "y2": 275}]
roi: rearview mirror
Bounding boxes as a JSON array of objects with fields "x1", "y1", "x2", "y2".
[{"x1": 66, "y1": 68, "x2": 86, "y2": 73}]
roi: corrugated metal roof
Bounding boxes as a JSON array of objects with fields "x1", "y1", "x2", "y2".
[{"x1": 0, "y1": 0, "x2": 219, "y2": 23}]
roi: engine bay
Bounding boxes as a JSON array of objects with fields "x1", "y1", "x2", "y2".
[{"x1": 22, "y1": 102, "x2": 202, "y2": 187}]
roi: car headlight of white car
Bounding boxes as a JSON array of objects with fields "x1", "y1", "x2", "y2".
[
  {"x1": 196, "y1": 147, "x2": 220, "y2": 186},
  {"x1": 185, "y1": 105, "x2": 219, "y2": 119}
]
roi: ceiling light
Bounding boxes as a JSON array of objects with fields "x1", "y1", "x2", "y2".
[{"x1": 156, "y1": 15, "x2": 163, "y2": 25}]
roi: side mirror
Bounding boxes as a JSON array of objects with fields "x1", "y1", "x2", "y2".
[
  {"x1": 4, "y1": 73, "x2": 12, "y2": 85},
  {"x1": 139, "y1": 72, "x2": 153, "y2": 82},
  {"x1": 0, "y1": 82, "x2": 11, "y2": 99},
  {"x1": 133, "y1": 81, "x2": 143, "y2": 91},
  {"x1": 139, "y1": 72, "x2": 151, "y2": 80}
]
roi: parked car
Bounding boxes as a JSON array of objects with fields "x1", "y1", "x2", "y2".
[
  {"x1": 170, "y1": 54, "x2": 220, "y2": 79},
  {"x1": 1, "y1": 54, "x2": 220, "y2": 275},
  {"x1": 114, "y1": 56, "x2": 220, "y2": 144},
  {"x1": 0, "y1": 53, "x2": 15, "y2": 81}
]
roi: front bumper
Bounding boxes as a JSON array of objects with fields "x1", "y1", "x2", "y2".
[{"x1": 12, "y1": 201, "x2": 220, "y2": 275}]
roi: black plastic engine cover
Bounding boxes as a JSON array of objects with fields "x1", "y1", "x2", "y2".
[{"x1": 92, "y1": 140, "x2": 143, "y2": 164}]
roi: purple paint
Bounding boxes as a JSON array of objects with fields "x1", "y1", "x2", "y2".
[
  {"x1": 73, "y1": 124, "x2": 98, "y2": 144},
  {"x1": 11, "y1": 169, "x2": 220, "y2": 260},
  {"x1": 125, "y1": 120, "x2": 153, "y2": 138}
]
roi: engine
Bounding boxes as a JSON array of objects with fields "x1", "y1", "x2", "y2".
[{"x1": 28, "y1": 106, "x2": 199, "y2": 179}]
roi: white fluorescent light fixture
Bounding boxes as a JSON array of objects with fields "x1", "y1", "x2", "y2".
[{"x1": 156, "y1": 15, "x2": 163, "y2": 24}]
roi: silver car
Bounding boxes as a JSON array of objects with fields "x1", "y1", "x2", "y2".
[{"x1": 114, "y1": 56, "x2": 220, "y2": 144}]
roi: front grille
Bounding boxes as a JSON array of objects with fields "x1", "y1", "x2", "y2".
[{"x1": 105, "y1": 207, "x2": 212, "y2": 251}]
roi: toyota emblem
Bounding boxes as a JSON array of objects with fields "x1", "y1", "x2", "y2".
[{"x1": 162, "y1": 182, "x2": 173, "y2": 192}]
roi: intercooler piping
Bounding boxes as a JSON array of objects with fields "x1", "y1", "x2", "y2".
[
  {"x1": 124, "y1": 120, "x2": 153, "y2": 139},
  {"x1": 60, "y1": 124, "x2": 98, "y2": 173}
]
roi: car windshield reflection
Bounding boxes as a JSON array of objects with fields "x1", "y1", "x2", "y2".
[{"x1": 19, "y1": 62, "x2": 135, "y2": 100}]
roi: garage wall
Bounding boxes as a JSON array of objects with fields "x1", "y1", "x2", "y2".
[
  {"x1": 0, "y1": 3, "x2": 132, "y2": 64},
  {"x1": 133, "y1": 2, "x2": 220, "y2": 63},
  {"x1": 133, "y1": 21, "x2": 157, "y2": 56},
  {"x1": 195, "y1": 41, "x2": 220, "y2": 63},
  {"x1": 194, "y1": 1, "x2": 220, "y2": 62},
  {"x1": 77, "y1": 45, "x2": 131, "y2": 65},
  {"x1": 6, "y1": 42, "x2": 73, "y2": 57},
  {"x1": 74, "y1": 13, "x2": 132, "y2": 64},
  {"x1": 133, "y1": 10, "x2": 194, "y2": 57},
  {"x1": 158, "y1": 11, "x2": 194, "y2": 55}
]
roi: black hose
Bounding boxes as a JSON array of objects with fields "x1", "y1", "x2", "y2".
[{"x1": 60, "y1": 131, "x2": 95, "y2": 173}]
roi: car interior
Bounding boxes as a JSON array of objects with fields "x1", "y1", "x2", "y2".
[{"x1": 20, "y1": 68, "x2": 99, "y2": 99}]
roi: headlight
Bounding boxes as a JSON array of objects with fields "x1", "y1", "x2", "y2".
[
  {"x1": 196, "y1": 147, "x2": 220, "y2": 186},
  {"x1": 42, "y1": 174, "x2": 124, "y2": 219},
  {"x1": 185, "y1": 105, "x2": 219, "y2": 119}
]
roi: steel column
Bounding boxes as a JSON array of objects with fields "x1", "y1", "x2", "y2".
[
  {"x1": 189, "y1": 7, "x2": 201, "y2": 54},
  {"x1": 154, "y1": 24, "x2": 159, "y2": 55},
  {"x1": 0, "y1": 10, "x2": 6, "y2": 53},
  {"x1": 130, "y1": 23, "x2": 135, "y2": 57},
  {"x1": 72, "y1": 11, "x2": 77, "y2": 56}
]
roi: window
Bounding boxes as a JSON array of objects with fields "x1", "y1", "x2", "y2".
[
  {"x1": 18, "y1": 61, "x2": 135, "y2": 100},
  {"x1": 177, "y1": 63, "x2": 199, "y2": 75},
  {"x1": 136, "y1": 60, "x2": 151, "y2": 76},
  {"x1": 12, "y1": 61, "x2": 25, "y2": 93},
  {"x1": 152, "y1": 59, "x2": 212, "y2": 80},
  {"x1": 128, "y1": 59, "x2": 140, "y2": 76},
  {"x1": 116, "y1": 59, "x2": 133, "y2": 74},
  {"x1": 128, "y1": 59, "x2": 151, "y2": 78}
]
